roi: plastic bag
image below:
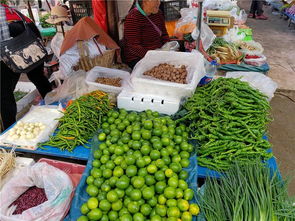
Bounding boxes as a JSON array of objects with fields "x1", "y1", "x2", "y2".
[
  {"x1": 174, "y1": 8, "x2": 198, "y2": 38},
  {"x1": 85, "y1": 66, "x2": 131, "y2": 96},
  {"x1": 0, "y1": 162, "x2": 73, "y2": 221},
  {"x1": 50, "y1": 33, "x2": 64, "y2": 59},
  {"x1": 244, "y1": 54, "x2": 267, "y2": 66},
  {"x1": 0, "y1": 105, "x2": 63, "y2": 150},
  {"x1": 59, "y1": 39, "x2": 107, "y2": 78},
  {"x1": 192, "y1": 22, "x2": 216, "y2": 51},
  {"x1": 159, "y1": 41, "x2": 180, "y2": 51},
  {"x1": 223, "y1": 26, "x2": 245, "y2": 43},
  {"x1": 225, "y1": 72, "x2": 278, "y2": 100},
  {"x1": 203, "y1": 0, "x2": 236, "y2": 10},
  {"x1": 231, "y1": 8, "x2": 248, "y2": 25},
  {"x1": 238, "y1": 40, "x2": 264, "y2": 55},
  {"x1": 44, "y1": 70, "x2": 96, "y2": 105}
]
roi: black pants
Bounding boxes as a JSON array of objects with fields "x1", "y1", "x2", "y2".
[
  {"x1": 250, "y1": 0, "x2": 264, "y2": 16},
  {"x1": 0, "y1": 21, "x2": 52, "y2": 130}
]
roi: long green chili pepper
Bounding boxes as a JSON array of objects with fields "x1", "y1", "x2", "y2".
[{"x1": 176, "y1": 78, "x2": 272, "y2": 171}]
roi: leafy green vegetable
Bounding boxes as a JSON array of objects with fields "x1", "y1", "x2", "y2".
[
  {"x1": 14, "y1": 91, "x2": 28, "y2": 102},
  {"x1": 200, "y1": 160, "x2": 295, "y2": 221},
  {"x1": 39, "y1": 14, "x2": 54, "y2": 28}
]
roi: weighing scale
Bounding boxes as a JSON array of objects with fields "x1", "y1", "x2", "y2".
[{"x1": 206, "y1": 10, "x2": 234, "y2": 36}]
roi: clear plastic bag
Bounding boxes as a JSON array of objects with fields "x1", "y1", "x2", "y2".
[
  {"x1": 174, "y1": 8, "x2": 198, "y2": 38},
  {"x1": 191, "y1": 22, "x2": 216, "y2": 51},
  {"x1": 238, "y1": 40, "x2": 264, "y2": 55},
  {"x1": 50, "y1": 33, "x2": 64, "y2": 58},
  {"x1": 223, "y1": 26, "x2": 245, "y2": 43},
  {"x1": 0, "y1": 162, "x2": 73, "y2": 221},
  {"x1": 225, "y1": 72, "x2": 278, "y2": 100},
  {"x1": 203, "y1": 0, "x2": 236, "y2": 10},
  {"x1": 44, "y1": 70, "x2": 95, "y2": 105},
  {"x1": 159, "y1": 41, "x2": 180, "y2": 51},
  {"x1": 231, "y1": 8, "x2": 248, "y2": 25}
]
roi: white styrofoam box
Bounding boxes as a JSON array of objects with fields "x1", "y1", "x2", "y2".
[
  {"x1": 0, "y1": 157, "x2": 35, "y2": 190},
  {"x1": 86, "y1": 66, "x2": 131, "y2": 96},
  {"x1": 131, "y1": 51, "x2": 205, "y2": 99},
  {"x1": 117, "y1": 90, "x2": 181, "y2": 115}
]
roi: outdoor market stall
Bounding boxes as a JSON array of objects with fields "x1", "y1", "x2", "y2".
[{"x1": 0, "y1": 0, "x2": 295, "y2": 221}]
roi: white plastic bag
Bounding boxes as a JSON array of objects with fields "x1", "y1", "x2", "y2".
[
  {"x1": 160, "y1": 41, "x2": 180, "y2": 51},
  {"x1": 203, "y1": 0, "x2": 236, "y2": 10},
  {"x1": 0, "y1": 105, "x2": 63, "y2": 150},
  {"x1": 223, "y1": 26, "x2": 245, "y2": 43},
  {"x1": 225, "y1": 72, "x2": 278, "y2": 100},
  {"x1": 0, "y1": 162, "x2": 73, "y2": 221},
  {"x1": 86, "y1": 66, "x2": 131, "y2": 96},
  {"x1": 231, "y1": 8, "x2": 248, "y2": 25},
  {"x1": 244, "y1": 54, "x2": 267, "y2": 66},
  {"x1": 174, "y1": 8, "x2": 198, "y2": 37},
  {"x1": 238, "y1": 40, "x2": 264, "y2": 55},
  {"x1": 44, "y1": 70, "x2": 95, "y2": 105},
  {"x1": 50, "y1": 33, "x2": 64, "y2": 58},
  {"x1": 191, "y1": 22, "x2": 216, "y2": 51}
]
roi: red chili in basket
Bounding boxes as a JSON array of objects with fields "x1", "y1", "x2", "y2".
[{"x1": 10, "y1": 186, "x2": 48, "y2": 215}]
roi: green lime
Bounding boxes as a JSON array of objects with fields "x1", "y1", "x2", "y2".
[
  {"x1": 147, "y1": 196, "x2": 157, "y2": 207},
  {"x1": 132, "y1": 141, "x2": 141, "y2": 150},
  {"x1": 165, "y1": 169, "x2": 174, "y2": 178},
  {"x1": 184, "y1": 189, "x2": 194, "y2": 201},
  {"x1": 166, "y1": 199, "x2": 177, "y2": 207},
  {"x1": 147, "y1": 164, "x2": 158, "y2": 174},
  {"x1": 98, "y1": 133, "x2": 106, "y2": 141},
  {"x1": 142, "y1": 130, "x2": 152, "y2": 140},
  {"x1": 99, "y1": 199, "x2": 111, "y2": 212},
  {"x1": 136, "y1": 158, "x2": 146, "y2": 168},
  {"x1": 161, "y1": 137, "x2": 170, "y2": 146},
  {"x1": 108, "y1": 211, "x2": 118, "y2": 221},
  {"x1": 126, "y1": 155, "x2": 136, "y2": 165},
  {"x1": 130, "y1": 189, "x2": 142, "y2": 201},
  {"x1": 132, "y1": 131, "x2": 141, "y2": 141},
  {"x1": 178, "y1": 179, "x2": 188, "y2": 190},
  {"x1": 163, "y1": 156, "x2": 171, "y2": 165},
  {"x1": 172, "y1": 155, "x2": 181, "y2": 163},
  {"x1": 80, "y1": 203, "x2": 90, "y2": 215},
  {"x1": 112, "y1": 200, "x2": 123, "y2": 211},
  {"x1": 101, "y1": 214, "x2": 109, "y2": 221},
  {"x1": 97, "y1": 191, "x2": 107, "y2": 201},
  {"x1": 86, "y1": 185, "x2": 99, "y2": 197},
  {"x1": 133, "y1": 150, "x2": 142, "y2": 159},
  {"x1": 101, "y1": 155, "x2": 110, "y2": 164},
  {"x1": 101, "y1": 182, "x2": 111, "y2": 192},
  {"x1": 143, "y1": 120, "x2": 153, "y2": 130},
  {"x1": 128, "y1": 201, "x2": 140, "y2": 214},
  {"x1": 153, "y1": 141, "x2": 162, "y2": 150},
  {"x1": 167, "y1": 207, "x2": 180, "y2": 218},
  {"x1": 87, "y1": 208, "x2": 103, "y2": 220},
  {"x1": 107, "y1": 190, "x2": 119, "y2": 203},
  {"x1": 93, "y1": 150, "x2": 103, "y2": 159},
  {"x1": 174, "y1": 136, "x2": 183, "y2": 144},
  {"x1": 177, "y1": 188, "x2": 185, "y2": 199},
  {"x1": 155, "y1": 204, "x2": 167, "y2": 217},
  {"x1": 77, "y1": 215, "x2": 88, "y2": 221},
  {"x1": 138, "y1": 168, "x2": 148, "y2": 177},
  {"x1": 140, "y1": 204, "x2": 152, "y2": 216},
  {"x1": 145, "y1": 175, "x2": 156, "y2": 186},
  {"x1": 120, "y1": 214, "x2": 133, "y2": 221},
  {"x1": 143, "y1": 156, "x2": 152, "y2": 165},
  {"x1": 158, "y1": 194, "x2": 167, "y2": 205},
  {"x1": 92, "y1": 159, "x2": 101, "y2": 168},
  {"x1": 114, "y1": 156, "x2": 124, "y2": 165},
  {"x1": 91, "y1": 168, "x2": 102, "y2": 178},
  {"x1": 150, "y1": 215, "x2": 162, "y2": 221},
  {"x1": 161, "y1": 148, "x2": 169, "y2": 157},
  {"x1": 109, "y1": 177, "x2": 119, "y2": 187},
  {"x1": 124, "y1": 197, "x2": 132, "y2": 207},
  {"x1": 164, "y1": 187, "x2": 176, "y2": 199},
  {"x1": 103, "y1": 169, "x2": 112, "y2": 178},
  {"x1": 181, "y1": 211, "x2": 193, "y2": 221},
  {"x1": 179, "y1": 170, "x2": 189, "y2": 180},
  {"x1": 150, "y1": 150, "x2": 161, "y2": 160},
  {"x1": 140, "y1": 145, "x2": 151, "y2": 155},
  {"x1": 155, "y1": 159, "x2": 165, "y2": 169},
  {"x1": 93, "y1": 177, "x2": 104, "y2": 188},
  {"x1": 170, "y1": 162, "x2": 182, "y2": 173},
  {"x1": 153, "y1": 128, "x2": 162, "y2": 136},
  {"x1": 189, "y1": 203, "x2": 200, "y2": 215},
  {"x1": 115, "y1": 146, "x2": 125, "y2": 156},
  {"x1": 133, "y1": 212, "x2": 145, "y2": 221},
  {"x1": 125, "y1": 185, "x2": 134, "y2": 197},
  {"x1": 155, "y1": 181, "x2": 167, "y2": 194},
  {"x1": 87, "y1": 197, "x2": 99, "y2": 209},
  {"x1": 168, "y1": 177, "x2": 179, "y2": 188},
  {"x1": 86, "y1": 176, "x2": 94, "y2": 185},
  {"x1": 155, "y1": 170, "x2": 165, "y2": 181},
  {"x1": 177, "y1": 199, "x2": 190, "y2": 211},
  {"x1": 106, "y1": 161, "x2": 115, "y2": 170},
  {"x1": 180, "y1": 142, "x2": 189, "y2": 151},
  {"x1": 132, "y1": 176, "x2": 145, "y2": 189},
  {"x1": 142, "y1": 187, "x2": 154, "y2": 200},
  {"x1": 180, "y1": 157, "x2": 190, "y2": 168},
  {"x1": 115, "y1": 188, "x2": 125, "y2": 199},
  {"x1": 113, "y1": 166, "x2": 124, "y2": 177}
]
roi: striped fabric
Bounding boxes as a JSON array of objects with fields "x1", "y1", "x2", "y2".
[
  {"x1": 123, "y1": 8, "x2": 169, "y2": 63},
  {"x1": 0, "y1": 4, "x2": 10, "y2": 42}
]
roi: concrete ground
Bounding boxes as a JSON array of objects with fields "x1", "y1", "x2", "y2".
[{"x1": 239, "y1": 1, "x2": 295, "y2": 195}]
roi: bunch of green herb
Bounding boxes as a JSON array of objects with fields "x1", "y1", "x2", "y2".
[{"x1": 200, "y1": 160, "x2": 295, "y2": 221}]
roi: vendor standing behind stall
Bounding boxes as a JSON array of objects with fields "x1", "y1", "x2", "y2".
[{"x1": 123, "y1": 0, "x2": 170, "y2": 68}]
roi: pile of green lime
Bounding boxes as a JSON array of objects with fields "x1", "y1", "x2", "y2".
[{"x1": 78, "y1": 109, "x2": 200, "y2": 221}]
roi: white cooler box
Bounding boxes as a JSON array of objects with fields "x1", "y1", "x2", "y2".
[{"x1": 131, "y1": 51, "x2": 205, "y2": 99}]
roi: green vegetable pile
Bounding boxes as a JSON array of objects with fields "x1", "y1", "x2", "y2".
[
  {"x1": 13, "y1": 90, "x2": 28, "y2": 102},
  {"x1": 40, "y1": 91, "x2": 112, "y2": 151},
  {"x1": 200, "y1": 160, "x2": 295, "y2": 220},
  {"x1": 177, "y1": 78, "x2": 272, "y2": 171},
  {"x1": 39, "y1": 14, "x2": 54, "y2": 28},
  {"x1": 78, "y1": 109, "x2": 200, "y2": 221}
]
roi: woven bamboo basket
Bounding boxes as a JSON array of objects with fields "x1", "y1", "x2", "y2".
[{"x1": 73, "y1": 39, "x2": 115, "y2": 72}]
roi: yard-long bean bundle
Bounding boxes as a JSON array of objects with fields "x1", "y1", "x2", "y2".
[
  {"x1": 177, "y1": 78, "x2": 272, "y2": 171},
  {"x1": 40, "y1": 90, "x2": 112, "y2": 151}
]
